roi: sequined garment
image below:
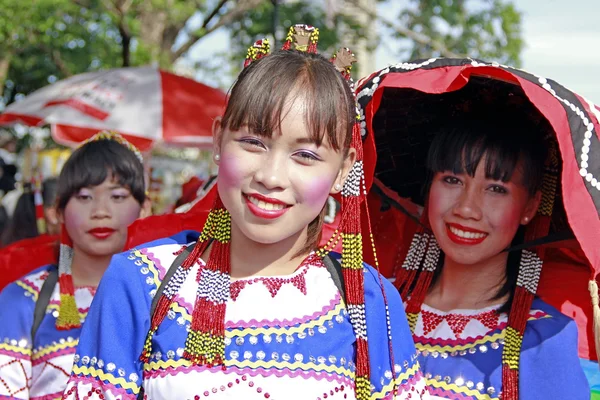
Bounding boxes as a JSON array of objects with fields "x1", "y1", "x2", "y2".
[
  {"x1": 412, "y1": 299, "x2": 589, "y2": 399},
  {"x1": 63, "y1": 231, "x2": 427, "y2": 399},
  {"x1": 0, "y1": 265, "x2": 95, "y2": 399}
]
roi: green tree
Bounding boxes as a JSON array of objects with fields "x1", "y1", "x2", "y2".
[
  {"x1": 0, "y1": 1, "x2": 136, "y2": 149},
  {"x1": 395, "y1": 0, "x2": 523, "y2": 66},
  {"x1": 0, "y1": 0, "x2": 122, "y2": 104},
  {"x1": 1, "y1": 0, "x2": 524, "y2": 106}
]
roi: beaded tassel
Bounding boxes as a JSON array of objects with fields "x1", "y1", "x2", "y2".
[
  {"x1": 183, "y1": 203, "x2": 231, "y2": 366},
  {"x1": 499, "y1": 146, "x2": 557, "y2": 400},
  {"x1": 394, "y1": 204, "x2": 432, "y2": 300},
  {"x1": 501, "y1": 250, "x2": 542, "y2": 399},
  {"x1": 396, "y1": 231, "x2": 429, "y2": 300},
  {"x1": 361, "y1": 183, "x2": 399, "y2": 390},
  {"x1": 140, "y1": 199, "x2": 223, "y2": 363},
  {"x1": 56, "y1": 227, "x2": 80, "y2": 330},
  {"x1": 333, "y1": 121, "x2": 373, "y2": 400}
]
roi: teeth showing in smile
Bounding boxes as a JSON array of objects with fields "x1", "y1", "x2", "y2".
[
  {"x1": 248, "y1": 196, "x2": 285, "y2": 211},
  {"x1": 448, "y1": 226, "x2": 487, "y2": 239}
]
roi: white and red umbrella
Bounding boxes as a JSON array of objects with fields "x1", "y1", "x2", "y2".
[{"x1": 0, "y1": 67, "x2": 227, "y2": 151}]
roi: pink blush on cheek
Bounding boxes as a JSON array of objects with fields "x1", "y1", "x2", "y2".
[
  {"x1": 119, "y1": 205, "x2": 143, "y2": 227},
  {"x1": 218, "y1": 154, "x2": 245, "y2": 189},
  {"x1": 302, "y1": 177, "x2": 335, "y2": 210},
  {"x1": 63, "y1": 200, "x2": 86, "y2": 237}
]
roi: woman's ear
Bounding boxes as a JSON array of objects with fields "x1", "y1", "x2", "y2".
[
  {"x1": 44, "y1": 206, "x2": 59, "y2": 226},
  {"x1": 521, "y1": 190, "x2": 542, "y2": 225},
  {"x1": 212, "y1": 117, "x2": 223, "y2": 165},
  {"x1": 44, "y1": 206, "x2": 61, "y2": 235},
  {"x1": 140, "y1": 198, "x2": 153, "y2": 219},
  {"x1": 331, "y1": 148, "x2": 357, "y2": 194}
]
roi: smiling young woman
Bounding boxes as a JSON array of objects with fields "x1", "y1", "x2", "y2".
[
  {"x1": 357, "y1": 60, "x2": 590, "y2": 400},
  {"x1": 61, "y1": 26, "x2": 427, "y2": 400}
]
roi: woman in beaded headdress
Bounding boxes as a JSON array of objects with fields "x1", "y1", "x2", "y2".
[
  {"x1": 356, "y1": 59, "x2": 593, "y2": 399},
  {"x1": 62, "y1": 25, "x2": 427, "y2": 400},
  {"x1": 0, "y1": 131, "x2": 150, "y2": 399}
]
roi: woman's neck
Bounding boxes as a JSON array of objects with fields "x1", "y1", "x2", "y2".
[
  {"x1": 70, "y1": 249, "x2": 114, "y2": 288},
  {"x1": 228, "y1": 221, "x2": 311, "y2": 280},
  {"x1": 425, "y1": 251, "x2": 509, "y2": 312}
]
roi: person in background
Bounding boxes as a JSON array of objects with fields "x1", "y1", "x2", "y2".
[
  {"x1": 0, "y1": 131, "x2": 150, "y2": 399},
  {"x1": 1, "y1": 178, "x2": 60, "y2": 246}
]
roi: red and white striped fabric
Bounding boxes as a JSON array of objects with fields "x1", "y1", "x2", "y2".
[{"x1": 0, "y1": 67, "x2": 227, "y2": 151}]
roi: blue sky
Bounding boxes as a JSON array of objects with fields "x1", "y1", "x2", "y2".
[{"x1": 188, "y1": 1, "x2": 600, "y2": 103}]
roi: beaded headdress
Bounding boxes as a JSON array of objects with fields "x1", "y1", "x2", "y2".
[
  {"x1": 140, "y1": 25, "x2": 396, "y2": 400},
  {"x1": 56, "y1": 130, "x2": 143, "y2": 330}
]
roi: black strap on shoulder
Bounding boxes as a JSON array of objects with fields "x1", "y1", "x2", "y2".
[
  {"x1": 323, "y1": 254, "x2": 346, "y2": 304},
  {"x1": 31, "y1": 268, "x2": 58, "y2": 340},
  {"x1": 149, "y1": 243, "x2": 196, "y2": 318},
  {"x1": 138, "y1": 243, "x2": 195, "y2": 400}
]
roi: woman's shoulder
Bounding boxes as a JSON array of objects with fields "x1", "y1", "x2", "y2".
[
  {"x1": 527, "y1": 296, "x2": 575, "y2": 329},
  {"x1": 113, "y1": 230, "x2": 200, "y2": 267},
  {"x1": 0, "y1": 263, "x2": 56, "y2": 301},
  {"x1": 0, "y1": 264, "x2": 57, "y2": 340},
  {"x1": 325, "y1": 252, "x2": 398, "y2": 299},
  {"x1": 101, "y1": 230, "x2": 201, "y2": 296},
  {"x1": 521, "y1": 297, "x2": 580, "y2": 351}
]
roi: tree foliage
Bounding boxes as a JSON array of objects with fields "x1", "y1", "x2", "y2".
[
  {"x1": 0, "y1": 0, "x2": 122, "y2": 105},
  {"x1": 396, "y1": 0, "x2": 523, "y2": 65},
  {"x1": 0, "y1": 0, "x2": 525, "y2": 107}
]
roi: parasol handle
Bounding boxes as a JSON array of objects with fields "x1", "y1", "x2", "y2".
[{"x1": 588, "y1": 279, "x2": 600, "y2": 367}]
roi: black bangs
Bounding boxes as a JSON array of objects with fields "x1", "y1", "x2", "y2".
[
  {"x1": 56, "y1": 139, "x2": 145, "y2": 210},
  {"x1": 426, "y1": 116, "x2": 547, "y2": 195},
  {"x1": 221, "y1": 50, "x2": 355, "y2": 151}
]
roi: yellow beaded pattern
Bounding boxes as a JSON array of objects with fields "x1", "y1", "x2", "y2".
[
  {"x1": 502, "y1": 326, "x2": 523, "y2": 370},
  {"x1": 56, "y1": 293, "x2": 80, "y2": 329},
  {"x1": 355, "y1": 376, "x2": 371, "y2": 399},
  {"x1": 341, "y1": 233, "x2": 364, "y2": 270},
  {"x1": 184, "y1": 331, "x2": 226, "y2": 365},
  {"x1": 245, "y1": 39, "x2": 270, "y2": 63}
]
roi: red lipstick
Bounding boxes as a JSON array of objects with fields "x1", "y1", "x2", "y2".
[
  {"x1": 446, "y1": 223, "x2": 488, "y2": 245},
  {"x1": 88, "y1": 227, "x2": 116, "y2": 239},
  {"x1": 244, "y1": 193, "x2": 290, "y2": 220}
]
